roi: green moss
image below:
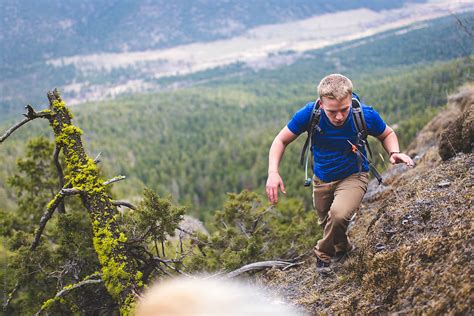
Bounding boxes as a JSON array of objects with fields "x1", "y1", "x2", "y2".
[
  {"x1": 41, "y1": 298, "x2": 57, "y2": 311},
  {"x1": 118, "y1": 232, "x2": 127, "y2": 243},
  {"x1": 91, "y1": 216, "x2": 142, "y2": 312},
  {"x1": 49, "y1": 94, "x2": 142, "y2": 312},
  {"x1": 121, "y1": 294, "x2": 137, "y2": 316},
  {"x1": 46, "y1": 195, "x2": 59, "y2": 210}
]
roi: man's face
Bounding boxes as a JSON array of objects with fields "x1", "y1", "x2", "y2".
[{"x1": 320, "y1": 95, "x2": 352, "y2": 126}]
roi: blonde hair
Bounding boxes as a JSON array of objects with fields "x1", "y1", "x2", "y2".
[
  {"x1": 317, "y1": 74, "x2": 353, "y2": 101},
  {"x1": 135, "y1": 277, "x2": 303, "y2": 316}
]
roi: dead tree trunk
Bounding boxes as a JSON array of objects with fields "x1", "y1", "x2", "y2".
[{"x1": 33, "y1": 89, "x2": 142, "y2": 314}]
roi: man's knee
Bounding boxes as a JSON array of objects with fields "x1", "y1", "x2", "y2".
[{"x1": 328, "y1": 207, "x2": 352, "y2": 226}]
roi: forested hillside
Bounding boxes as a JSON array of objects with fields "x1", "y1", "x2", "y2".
[
  {"x1": 1, "y1": 56, "x2": 471, "y2": 217},
  {"x1": 1, "y1": 10, "x2": 473, "y2": 215}
]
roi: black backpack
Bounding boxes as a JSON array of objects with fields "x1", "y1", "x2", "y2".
[{"x1": 300, "y1": 94, "x2": 383, "y2": 186}]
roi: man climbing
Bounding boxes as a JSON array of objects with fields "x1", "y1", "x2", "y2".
[{"x1": 265, "y1": 74, "x2": 414, "y2": 273}]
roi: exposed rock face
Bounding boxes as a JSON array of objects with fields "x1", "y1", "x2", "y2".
[
  {"x1": 438, "y1": 84, "x2": 474, "y2": 160},
  {"x1": 169, "y1": 215, "x2": 209, "y2": 242}
]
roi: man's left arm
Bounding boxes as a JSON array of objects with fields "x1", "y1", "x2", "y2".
[{"x1": 376, "y1": 125, "x2": 415, "y2": 167}]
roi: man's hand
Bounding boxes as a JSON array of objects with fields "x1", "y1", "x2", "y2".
[
  {"x1": 266, "y1": 171, "x2": 286, "y2": 204},
  {"x1": 390, "y1": 152, "x2": 415, "y2": 167}
]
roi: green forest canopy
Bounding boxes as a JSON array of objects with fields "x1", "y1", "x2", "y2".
[{"x1": 0, "y1": 12, "x2": 473, "y2": 216}]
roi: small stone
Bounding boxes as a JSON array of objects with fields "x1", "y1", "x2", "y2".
[
  {"x1": 437, "y1": 181, "x2": 451, "y2": 188},
  {"x1": 384, "y1": 228, "x2": 397, "y2": 236},
  {"x1": 375, "y1": 243, "x2": 386, "y2": 252}
]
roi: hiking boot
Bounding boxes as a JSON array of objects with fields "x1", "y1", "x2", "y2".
[
  {"x1": 332, "y1": 245, "x2": 356, "y2": 263},
  {"x1": 316, "y1": 257, "x2": 332, "y2": 275},
  {"x1": 332, "y1": 251, "x2": 348, "y2": 263}
]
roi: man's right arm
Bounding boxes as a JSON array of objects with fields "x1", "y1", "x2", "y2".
[{"x1": 266, "y1": 126, "x2": 299, "y2": 204}]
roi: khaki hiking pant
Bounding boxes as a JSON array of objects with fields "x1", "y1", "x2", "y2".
[{"x1": 313, "y1": 172, "x2": 369, "y2": 262}]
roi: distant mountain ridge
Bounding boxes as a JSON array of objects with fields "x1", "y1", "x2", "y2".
[
  {"x1": 1, "y1": 1, "x2": 472, "y2": 118},
  {"x1": 1, "y1": 0, "x2": 425, "y2": 65}
]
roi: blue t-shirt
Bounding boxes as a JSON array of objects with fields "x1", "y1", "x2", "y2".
[{"x1": 287, "y1": 101, "x2": 386, "y2": 182}]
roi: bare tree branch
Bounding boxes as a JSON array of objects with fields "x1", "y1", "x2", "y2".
[
  {"x1": 153, "y1": 263, "x2": 173, "y2": 277},
  {"x1": 31, "y1": 195, "x2": 64, "y2": 250},
  {"x1": 176, "y1": 227, "x2": 211, "y2": 246},
  {"x1": 112, "y1": 200, "x2": 137, "y2": 210},
  {"x1": 31, "y1": 187, "x2": 82, "y2": 250},
  {"x1": 236, "y1": 221, "x2": 251, "y2": 239},
  {"x1": 0, "y1": 105, "x2": 52, "y2": 143},
  {"x1": 36, "y1": 275, "x2": 102, "y2": 315},
  {"x1": 53, "y1": 145, "x2": 66, "y2": 214},
  {"x1": 251, "y1": 206, "x2": 272, "y2": 233},
  {"x1": 93, "y1": 152, "x2": 102, "y2": 164},
  {"x1": 224, "y1": 260, "x2": 303, "y2": 279},
  {"x1": 2, "y1": 282, "x2": 19, "y2": 311},
  {"x1": 61, "y1": 188, "x2": 82, "y2": 196},
  {"x1": 103, "y1": 175, "x2": 126, "y2": 186},
  {"x1": 153, "y1": 257, "x2": 192, "y2": 277}
]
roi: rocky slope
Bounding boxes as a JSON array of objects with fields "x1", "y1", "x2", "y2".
[{"x1": 257, "y1": 85, "x2": 473, "y2": 314}]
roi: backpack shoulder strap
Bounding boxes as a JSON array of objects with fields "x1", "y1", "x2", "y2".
[
  {"x1": 351, "y1": 96, "x2": 383, "y2": 184},
  {"x1": 351, "y1": 97, "x2": 373, "y2": 158},
  {"x1": 300, "y1": 100, "x2": 321, "y2": 166}
]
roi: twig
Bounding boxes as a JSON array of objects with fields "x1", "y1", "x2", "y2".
[
  {"x1": 53, "y1": 145, "x2": 66, "y2": 214},
  {"x1": 153, "y1": 257, "x2": 191, "y2": 277},
  {"x1": 220, "y1": 220, "x2": 229, "y2": 230},
  {"x1": 0, "y1": 105, "x2": 52, "y2": 143},
  {"x1": 176, "y1": 227, "x2": 210, "y2": 246},
  {"x1": 446, "y1": 137, "x2": 457, "y2": 156},
  {"x1": 153, "y1": 263, "x2": 173, "y2": 277},
  {"x1": 176, "y1": 227, "x2": 194, "y2": 236},
  {"x1": 282, "y1": 261, "x2": 304, "y2": 271},
  {"x1": 225, "y1": 260, "x2": 302, "y2": 279},
  {"x1": 60, "y1": 188, "x2": 82, "y2": 196},
  {"x1": 236, "y1": 221, "x2": 250, "y2": 239},
  {"x1": 103, "y1": 176, "x2": 126, "y2": 186},
  {"x1": 251, "y1": 206, "x2": 272, "y2": 233},
  {"x1": 111, "y1": 200, "x2": 137, "y2": 210},
  {"x1": 93, "y1": 152, "x2": 102, "y2": 164},
  {"x1": 179, "y1": 231, "x2": 184, "y2": 254}
]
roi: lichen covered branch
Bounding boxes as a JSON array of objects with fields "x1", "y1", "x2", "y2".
[
  {"x1": 103, "y1": 175, "x2": 126, "y2": 186},
  {"x1": 36, "y1": 273, "x2": 102, "y2": 315},
  {"x1": 45, "y1": 89, "x2": 143, "y2": 314},
  {"x1": 2, "y1": 281, "x2": 19, "y2": 312}
]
